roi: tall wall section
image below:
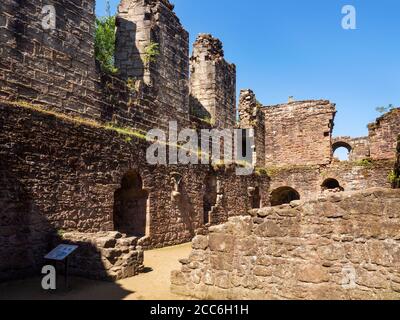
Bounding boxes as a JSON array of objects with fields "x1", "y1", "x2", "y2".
[
  {"x1": 115, "y1": 0, "x2": 190, "y2": 129},
  {"x1": 0, "y1": 0, "x2": 103, "y2": 117},
  {"x1": 172, "y1": 188, "x2": 400, "y2": 300},
  {"x1": 239, "y1": 89, "x2": 265, "y2": 167},
  {"x1": 368, "y1": 108, "x2": 400, "y2": 160},
  {"x1": 263, "y1": 100, "x2": 336, "y2": 166},
  {"x1": 394, "y1": 136, "x2": 400, "y2": 189},
  {"x1": 189, "y1": 34, "x2": 236, "y2": 129}
]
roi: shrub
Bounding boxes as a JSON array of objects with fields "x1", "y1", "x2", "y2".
[{"x1": 144, "y1": 41, "x2": 160, "y2": 67}]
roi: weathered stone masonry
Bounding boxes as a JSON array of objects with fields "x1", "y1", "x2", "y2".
[
  {"x1": 172, "y1": 188, "x2": 400, "y2": 300},
  {"x1": 190, "y1": 34, "x2": 236, "y2": 129},
  {"x1": 116, "y1": 0, "x2": 190, "y2": 129},
  {"x1": 369, "y1": 108, "x2": 400, "y2": 161},
  {"x1": 0, "y1": 101, "x2": 269, "y2": 280},
  {"x1": 262, "y1": 100, "x2": 336, "y2": 167},
  {"x1": 0, "y1": 0, "x2": 399, "y2": 287}
]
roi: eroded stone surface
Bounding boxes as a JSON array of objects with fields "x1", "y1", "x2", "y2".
[{"x1": 172, "y1": 188, "x2": 400, "y2": 300}]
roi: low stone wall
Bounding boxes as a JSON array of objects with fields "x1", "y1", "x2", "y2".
[
  {"x1": 171, "y1": 188, "x2": 400, "y2": 300},
  {"x1": 60, "y1": 231, "x2": 143, "y2": 281}
]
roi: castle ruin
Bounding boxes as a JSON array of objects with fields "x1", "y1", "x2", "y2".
[{"x1": 0, "y1": 0, "x2": 399, "y2": 299}]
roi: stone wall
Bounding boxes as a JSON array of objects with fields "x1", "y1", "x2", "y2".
[
  {"x1": 263, "y1": 100, "x2": 336, "y2": 166},
  {"x1": 368, "y1": 108, "x2": 400, "y2": 160},
  {"x1": 171, "y1": 188, "x2": 400, "y2": 300},
  {"x1": 0, "y1": 0, "x2": 104, "y2": 118},
  {"x1": 239, "y1": 90, "x2": 265, "y2": 167},
  {"x1": 190, "y1": 34, "x2": 236, "y2": 129},
  {"x1": 394, "y1": 136, "x2": 400, "y2": 189},
  {"x1": 0, "y1": 101, "x2": 269, "y2": 280},
  {"x1": 267, "y1": 160, "x2": 394, "y2": 203},
  {"x1": 116, "y1": 0, "x2": 190, "y2": 129},
  {"x1": 61, "y1": 231, "x2": 144, "y2": 281}
]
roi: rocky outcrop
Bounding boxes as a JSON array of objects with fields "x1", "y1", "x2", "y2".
[{"x1": 172, "y1": 188, "x2": 400, "y2": 300}]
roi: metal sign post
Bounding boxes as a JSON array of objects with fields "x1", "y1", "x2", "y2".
[{"x1": 44, "y1": 244, "x2": 78, "y2": 289}]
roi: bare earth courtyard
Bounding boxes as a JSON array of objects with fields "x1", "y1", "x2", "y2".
[{"x1": 0, "y1": 244, "x2": 192, "y2": 300}]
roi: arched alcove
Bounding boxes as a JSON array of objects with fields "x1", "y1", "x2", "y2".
[
  {"x1": 321, "y1": 178, "x2": 344, "y2": 192},
  {"x1": 270, "y1": 187, "x2": 300, "y2": 206},
  {"x1": 113, "y1": 170, "x2": 149, "y2": 237}
]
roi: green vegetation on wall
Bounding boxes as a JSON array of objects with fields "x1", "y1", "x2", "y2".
[{"x1": 95, "y1": 15, "x2": 118, "y2": 74}]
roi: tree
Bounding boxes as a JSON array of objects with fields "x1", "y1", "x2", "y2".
[
  {"x1": 376, "y1": 104, "x2": 395, "y2": 114},
  {"x1": 95, "y1": 5, "x2": 117, "y2": 74}
]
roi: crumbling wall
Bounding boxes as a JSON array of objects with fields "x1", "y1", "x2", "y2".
[
  {"x1": 190, "y1": 34, "x2": 236, "y2": 128},
  {"x1": 239, "y1": 90, "x2": 265, "y2": 167},
  {"x1": 172, "y1": 188, "x2": 400, "y2": 300},
  {"x1": 368, "y1": 108, "x2": 400, "y2": 160},
  {"x1": 263, "y1": 100, "x2": 336, "y2": 166},
  {"x1": 267, "y1": 160, "x2": 394, "y2": 203},
  {"x1": 61, "y1": 231, "x2": 144, "y2": 281},
  {"x1": 116, "y1": 0, "x2": 190, "y2": 129}
]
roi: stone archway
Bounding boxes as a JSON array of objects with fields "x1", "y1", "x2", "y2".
[
  {"x1": 113, "y1": 170, "x2": 149, "y2": 237},
  {"x1": 332, "y1": 141, "x2": 352, "y2": 161},
  {"x1": 270, "y1": 187, "x2": 300, "y2": 206}
]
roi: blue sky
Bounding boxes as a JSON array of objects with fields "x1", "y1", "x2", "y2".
[{"x1": 96, "y1": 0, "x2": 400, "y2": 141}]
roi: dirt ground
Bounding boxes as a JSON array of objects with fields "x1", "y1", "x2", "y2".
[{"x1": 0, "y1": 243, "x2": 192, "y2": 300}]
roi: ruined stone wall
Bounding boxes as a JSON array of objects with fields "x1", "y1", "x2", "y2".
[
  {"x1": 116, "y1": 0, "x2": 190, "y2": 129},
  {"x1": 61, "y1": 231, "x2": 144, "y2": 281},
  {"x1": 0, "y1": 101, "x2": 269, "y2": 280},
  {"x1": 263, "y1": 100, "x2": 336, "y2": 166},
  {"x1": 267, "y1": 161, "x2": 394, "y2": 203},
  {"x1": 394, "y1": 136, "x2": 400, "y2": 189},
  {"x1": 368, "y1": 108, "x2": 400, "y2": 160},
  {"x1": 0, "y1": 0, "x2": 104, "y2": 118},
  {"x1": 190, "y1": 34, "x2": 236, "y2": 128},
  {"x1": 239, "y1": 90, "x2": 265, "y2": 167},
  {"x1": 0, "y1": 0, "x2": 192, "y2": 133},
  {"x1": 172, "y1": 188, "x2": 400, "y2": 300},
  {"x1": 332, "y1": 136, "x2": 370, "y2": 162}
]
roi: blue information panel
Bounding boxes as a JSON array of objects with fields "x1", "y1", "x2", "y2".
[{"x1": 45, "y1": 244, "x2": 78, "y2": 261}]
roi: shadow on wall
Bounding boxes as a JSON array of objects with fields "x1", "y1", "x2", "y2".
[
  {"x1": 100, "y1": 17, "x2": 145, "y2": 123},
  {"x1": 115, "y1": 17, "x2": 144, "y2": 80},
  {"x1": 190, "y1": 94, "x2": 212, "y2": 121},
  {"x1": 0, "y1": 163, "x2": 132, "y2": 299}
]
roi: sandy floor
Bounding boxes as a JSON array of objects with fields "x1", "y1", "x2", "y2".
[{"x1": 0, "y1": 243, "x2": 192, "y2": 300}]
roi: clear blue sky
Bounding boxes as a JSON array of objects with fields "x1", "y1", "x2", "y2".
[{"x1": 96, "y1": 0, "x2": 400, "y2": 139}]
